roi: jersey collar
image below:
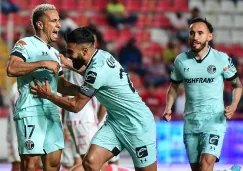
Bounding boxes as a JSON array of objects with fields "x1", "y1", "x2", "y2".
[
  {"x1": 33, "y1": 35, "x2": 51, "y2": 49},
  {"x1": 189, "y1": 46, "x2": 211, "y2": 63}
]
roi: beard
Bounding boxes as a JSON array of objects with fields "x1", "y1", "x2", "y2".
[
  {"x1": 72, "y1": 58, "x2": 84, "y2": 70},
  {"x1": 191, "y1": 41, "x2": 207, "y2": 53}
]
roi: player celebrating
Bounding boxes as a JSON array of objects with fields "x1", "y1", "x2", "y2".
[
  {"x1": 30, "y1": 27, "x2": 157, "y2": 171},
  {"x1": 163, "y1": 18, "x2": 242, "y2": 171},
  {"x1": 6, "y1": 4, "x2": 66, "y2": 171}
]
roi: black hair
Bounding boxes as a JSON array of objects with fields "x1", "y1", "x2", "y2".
[
  {"x1": 65, "y1": 27, "x2": 95, "y2": 44},
  {"x1": 189, "y1": 17, "x2": 214, "y2": 33}
]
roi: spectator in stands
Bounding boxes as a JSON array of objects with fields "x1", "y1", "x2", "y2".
[
  {"x1": 1, "y1": 0, "x2": 19, "y2": 14},
  {"x1": 59, "y1": 10, "x2": 78, "y2": 36},
  {"x1": 144, "y1": 52, "x2": 169, "y2": 86},
  {"x1": 106, "y1": 0, "x2": 137, "y2": 29},
  {"x1": 118, "y1": 37, "x2": 143, "y2": 74},
  {"x1": 162, "y1": 40, "x2": 178, "y2": 65},
  {"x1": 170, "y1": 12, "x2": 188, "y2": 43},
  {"x1": 187, "y1": 7, "x2": 200, "y2": 25}
]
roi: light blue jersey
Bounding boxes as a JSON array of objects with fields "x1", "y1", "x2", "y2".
[
  {"x1": 171, "y1": 47, "x2": 237, "y2": 133},
  {"x1": 11, "y1": 36, "x2": 63, "y2": 119},
  {"x1": 79, "y1": 49, "x2": 155, "y2": 134}
]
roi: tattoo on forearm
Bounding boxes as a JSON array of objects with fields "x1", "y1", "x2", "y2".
[{"x1": 231, "y1": 78, "x2": 242, "y2": 88}]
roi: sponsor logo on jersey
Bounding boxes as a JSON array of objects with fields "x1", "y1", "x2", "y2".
[
  {"x1": 136, "y1": 145, "x2": 148, "y2": 158},
  {"x1": 207, "y1": 65, "x2": 216, "y2": 74},
  {"x1": 85, "y1": 71, "x2": 97, "y2": 84},
  {"x1": 209, "y1": 134, "x2": 220, "y2": 146},
  {"x1": 184, "y1": 68, "x2": 189, "y2": 72},
  {"x1": 184, "y1": 78, "x2": 214, "y2": 83},
  {"x1": 106, "y1": 56, "x2": 115, "y2": 68},
  {"x1": 42, "y1": 51, "x2": 48, "y2": 56},
  {"x1": 25, "y1": 140, "x2": 34, "y2": 150}
]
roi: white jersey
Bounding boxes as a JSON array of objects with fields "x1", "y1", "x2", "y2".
[{"x1": 65, "y1": 70, "x2": 99, "y2": 123}]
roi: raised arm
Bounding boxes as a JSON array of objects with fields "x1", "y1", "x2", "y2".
[{"x1": 162, "y1": 82, "x2": 180, "y2": 121}]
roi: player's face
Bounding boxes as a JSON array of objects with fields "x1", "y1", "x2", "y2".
[
  {"x1": 41, "y1": 10, "x2": 61, "y2": 43},
  {"x1": 66, "y1": 42, "x2": 85, "y2": 69},
  {"x1": 189, "y1": 22, "x2": 212, "y2": 53}
]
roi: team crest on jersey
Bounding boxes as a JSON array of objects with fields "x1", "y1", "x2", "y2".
[
  {"x1": 106, "y1": 56, "x2": 115, "y2": 68},
  {"x1": 85, "y1": 71, "x2": 97, "y2": 84},
  {"x1": 25, "y1": 140, "x2": 34, "y2": 150},
  {"x1": 207, "y1": 65, "x2": 216, "y2": 74}
]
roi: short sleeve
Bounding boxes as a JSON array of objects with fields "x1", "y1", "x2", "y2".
[
  {"x1": 11, "y1": 40, "x2": 28, "y2": 62},
  {"x1": 170, "y1": 58, "x2": 183, "y2": 84},
  {"x1": 79, "y1": 66, "x2": 106, "y2": 97},
  {"x1": 223, "y1": 56, "x2": 238, "y2": 81}
]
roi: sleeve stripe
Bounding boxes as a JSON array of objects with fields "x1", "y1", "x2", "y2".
[
  {"x1": 170, "y1": 78, "x2": 182, "y2": 84},
  {"x1": 11, "y1": 51, "x2": 26, "y2": 62},
  {"x1": 225, "y1": 72, "x2": 238, "y2": 81}
]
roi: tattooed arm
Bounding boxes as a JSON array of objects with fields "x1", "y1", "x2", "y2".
[{"x1": 224, "y1": 77, "x2": 242, "y2": 119}]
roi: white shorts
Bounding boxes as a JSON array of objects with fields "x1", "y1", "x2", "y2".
[
  {"x1": 7, "y1": 139, "x2": 20, "y2": 163},
  {"x1": 61, "y1": 137, "x2": 80, "y2": 167},
  {"x1": 67, "y1": 122, "x2": 98, "y2": 155}
]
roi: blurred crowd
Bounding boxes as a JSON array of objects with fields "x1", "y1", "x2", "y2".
[{"x1": 1, "y1": 0, "x2": 243, "y2": 120}]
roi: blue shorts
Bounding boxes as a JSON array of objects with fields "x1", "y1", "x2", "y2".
[
  {"x1": 91, "y1": 122, "x2": 156, "y2": 168},
  {"x1": 16, "y1": 114, "x2": 64, "y2": 154},
  {"x1": 184, "y1": 131, "x2": 225, "y2": 163}
]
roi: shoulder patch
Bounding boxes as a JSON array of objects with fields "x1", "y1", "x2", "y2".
[
  {"x1": 85, "y1": 71, "x2": 97, "y2": 84},
  {"x1": 15, "y1": 40, "x2": 27, "y2": 50}
]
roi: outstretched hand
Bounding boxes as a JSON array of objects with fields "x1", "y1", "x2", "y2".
[
  {"x1": 224, "y1": 104, "x2": 237, "y2": 119},
  {"x1": 29, "y1": 78, "x2": 51, "y2": 99}
]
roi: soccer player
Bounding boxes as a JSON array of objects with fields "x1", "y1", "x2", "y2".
[
  {"x1": 30, "y1": 27, "x2": 157, "y2": 171},
  {"x1": 163, "y1": 17, "x2": 242, "y2": 171},
  {"x1": 6, "y1": 4, "x2": 66, "y2": 171}
]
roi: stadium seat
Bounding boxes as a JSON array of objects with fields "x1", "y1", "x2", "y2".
[
  {"x1": 220, "y1": 0, "x2": 236, "y2": 13},
  {"x1": 141, "y1": 0, "x2": 156, "y2": 12},
  {"x1": 29, "y1": 0, "x2": 45, "y2": 9},
  {"x1": 173, "y1": 0, "x2": 189, "y2": 12},
  {"x1": 216, "y1": 14, "x2": 233, "y2": 29},
  {"x1": 103, "y1": 28, "x2": 119, "y2": 42},
  {"x1": 60, "y1": 0, "x2": 77, "y2": 10},
  {"x1": 125, "y1": 0, "x2": 141, "y2": 13},
  {"x1": 188, "y1": 0, "x2": 204, "y2": 10},
  {"x1": 151, "y1": 14, "x2": 171, "y2": 28},
  {"x1": 47, "y1": 0, "x2": 61, "y2": 9},
  {"x1": 12, "y1": 0, "x2": 29, "y2": 10},
  {"x1": 154, "y1": 0, "x2": 174, "y2": 12},
  {"x1": 236, "y1": 0, "x2": 243, "y2": 13},
  {"x1": 76, "y1": 0, "x2": 93, "y2": 11},
  {"x1": 135, "y1": 29, "x2": 151, "y2": 42},
  {"x1": 92, "y1": 14, "x2": 108, "y2": 26},
  {"x1": 229, "y1": 44, "x2": 243, "y2": 57},
  {"x1": 118, "y1": 29, "x2": 133, "y2": 44},
  {"x1": 231, "y1": 30, "x2": 243, "y2": 44},
  {"x1": 150, "y1": 28, "x2": 169, "y2": 46},
  {"x1": 233, "y1": 15, "x2": 243, "y2": 29},
  {"x1": 0, "y1": 14, "x2": 7, "y2": 26},
  {"x1": 204, "y1": 1, "x2": 220, "y2": 13},
  {"x1": 93, "y1": 0, "x2": 108, "y2": 11},
  {"x1": 71, "y1": 14, "x2": 89, "y2": 26},
  {"x1": 214, "y1": 29, "x2": 231, "y2": 44},
  {"x1": 214, "y1": 44, "x2": 231, "y2": 54}
]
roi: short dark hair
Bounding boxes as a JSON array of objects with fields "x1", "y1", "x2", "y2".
[
  {"x1": 65, "y1": 27, "x2": 95, "y2": 44},
  {"x1": 189, "y1": 17, "x2": 214, "y2": 33}
]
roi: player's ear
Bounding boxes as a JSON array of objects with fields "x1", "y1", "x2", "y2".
[
  {"x1": 36, "y1": 21, "x2": 43, "y2": 30},
  {"x1": 208, "y1": 33, "x2": 213, "y2": 42}
]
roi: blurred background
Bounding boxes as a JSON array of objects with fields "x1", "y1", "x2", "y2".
[{"x1": 0, "y1": 0, "x2": 243, "y2": 170}]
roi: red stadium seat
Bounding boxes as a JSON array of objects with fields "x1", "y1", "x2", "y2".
[
  {"x1": 29, "y1": 0, "x2": 45, "y2": 9},
  {"x1": 71, "y1": 14, "x2": 89, "y2": 26},
  {"x1": 230, "y1": 44, "x2": 243, "y2": 58},
  {"x1": 214, "y1": 44, "x2": 230, "y2": 54},
  {"x1": 93, "y1": 0, "x2": 108, "y2": 11},
  {"x1": 125, "y1": 0, "x2": 141, "y2": 12},
  {"x1": 173, "y1": 0, "x2": 189, "y2": 12},
  {"x1": 141, "y1": 0, "x2": 156, "y2": 12},
  {"x1": 92, "y1": 14, "x2": 109, "y2": 26},
  {"x1": 1, "y1": 14, "x2": 8, "y2": 26},
  {"x1": 135, "y1": 29, "x2": 151, "y2": 42},
  {"x1": 103, "y1": 28, "x2": 119, "y2": 42},
  {"x1": 77, "y1": 0, "x2": 93, "y2": 11},
  {"x1": 155, "y1": 0, "x2": 173, "y2": 13},
  {"x1": 151, "y1": 14, "x2": 171, "y2": 28},
  {"x1": 118, "y1": 28, "x2": 133, "y2": 43}
]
